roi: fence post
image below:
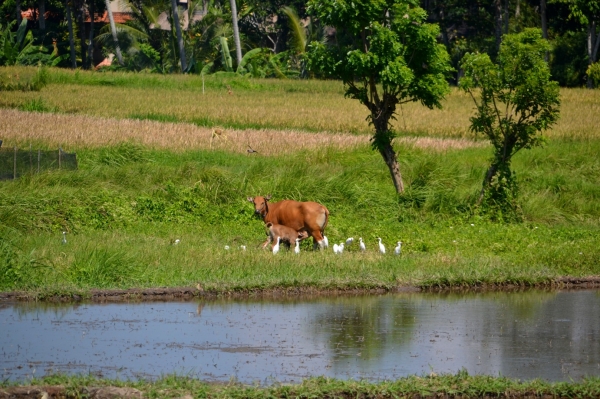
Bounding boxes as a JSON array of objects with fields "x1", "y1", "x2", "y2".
[
  {"x1": 58, "y1": 147, "x2": 62, "y2": 169},
  {"x1": 13, "y1": 146, "x2": 17, "y2": 179}
]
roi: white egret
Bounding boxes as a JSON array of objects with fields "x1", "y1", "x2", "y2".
[
  {"x1": 377, "y1": 238, "x2": 385, "y2": 254},
  {"x1": 224, "y1": 245, "x2": 230, "y2": 250},
  {"x1": 62, "y1": 231, "x2": 67, "y2": 245},
  {"x1": 294, "y1": 238, "x2": 301, "y2": 254},
  {"x1": 332, "y1": 243, "x2": 340, "y2": 254},
  {"x1": 359, "y1": 237, "x2": 366, "y2": 252},
  {"x1": 323, "y1": 236, "x2": 329, "y2": 248},
  {"x1": 240, "y1": 245, "x2": 246, "y2": 251},
  {"x1": 345, "y1": 237, "x2": 354, "y2": 246},
  {"x1": 394, "y1": 241, "x2": 402, "y2": 255},
  {"x1": 272, "y1": 237, "x2": 281, "y2": 255},
  {"x1": 338, "y1": 243, "x2": 345, "y2": 254}
]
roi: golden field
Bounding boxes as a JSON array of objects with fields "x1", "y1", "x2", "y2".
[
  {"x1": 1, "y1": 67, "x2": 600, "y2": 153},
  {"x1": 0, "y1": 108, "x2": 486, "y2": 154}
]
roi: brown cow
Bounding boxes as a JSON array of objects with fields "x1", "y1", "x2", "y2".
[
  {"x1": 248, "y1": 195, "x2": 329, "y2": 250},
  {"x1": 265, "y1": 222, "x2": 309, "y2": 250}
]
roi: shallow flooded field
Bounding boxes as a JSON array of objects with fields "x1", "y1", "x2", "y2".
[{"x1": 1, "y1": 289, "x2": 599, "y2": 383}]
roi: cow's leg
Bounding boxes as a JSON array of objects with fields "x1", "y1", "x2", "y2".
[
  {"x1": 261, "y1": 236, "x2": 272, "y2": 249},
  {"x1": 310, "y1": 230, "x2": 326, "y2": 250}
]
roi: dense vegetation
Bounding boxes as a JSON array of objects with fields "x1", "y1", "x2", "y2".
[{"x1": 1, "y1": 0, "x2": 600, "y2": 87}]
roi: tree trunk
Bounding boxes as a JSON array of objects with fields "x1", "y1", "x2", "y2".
[
  {"x1": 105, "y1": 0, "x2": 124, "y2": 65},
  {"x1": 587, "y1": 21, "x2": 597, "y2": 88},
  {"x1": 494, "y1": 0, "x2": 503, "y2": 54},
  {"x1": 66, "y1": 0, "x2": 77, "y2": 68},
  {"x1": 478, "y1": 163, "x2": 498, "y2": 205},
  {"x1": 38, "y1": 0, "x2": 46, "y2": 30},
  {"x1": 16, "y1": 0, "x2": 22, "y2": 24},
  {"x1": 378, "y1": 140, "x2": 405, "y2": 194},
  {"x1": 88, "y1": 0, "x2": 95, "y2": 68},
  {"x1": 78, "y1": 0, "x2": 87, "y2": 69},
  {"x1": 540, "y1": 0, "x2": 548, "y2": 61},
  {"x1": 170, "y1": 0, "x2": 187, "y2": 72},
  {"x1": 504, "y1": 0, "x2": 509, "y2": 34},
  {"x1": 230, "y1": 0, "x2": 242, "y2": 66}
]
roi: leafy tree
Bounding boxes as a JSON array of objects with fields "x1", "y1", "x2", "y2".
[
  {"x1": 459, "y1": 29, "x2": 560, "y2": 216},
  {"x1": 306, "y1": 0, "x2": 452, "y2": 194},
  {"x1": 553, "y1": 0, "x2": 600, "y2": 87}
]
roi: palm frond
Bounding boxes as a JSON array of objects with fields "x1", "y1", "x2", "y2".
[
  {"x1": 98, "y1": 23, "x2": 149, "y2": 42},
  {"x1": 281, "y1": 6, "x2": 306, "y2": 54}
]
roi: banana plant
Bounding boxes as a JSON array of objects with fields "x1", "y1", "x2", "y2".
[
  {"x1": 0, "y1": 19, "x2": 35, "y2": 65},
  {"x1": 0, "y1": 19, "x2": 59, "y2": 66}
]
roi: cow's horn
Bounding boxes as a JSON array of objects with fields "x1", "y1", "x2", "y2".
[
  {"x1": 265, "y1": 194, "x2": 272, "y2": 201},
  {"x1": 247, "y1": 197, "x2": 254, "y2": 202}
]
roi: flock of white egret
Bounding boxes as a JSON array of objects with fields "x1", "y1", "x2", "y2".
[
  {"x1": 272, "y1": 236, "x2": 402, "y2": 256},
  {"x1": 61, "y1": 230, "x2": 401, "y2": 256}
]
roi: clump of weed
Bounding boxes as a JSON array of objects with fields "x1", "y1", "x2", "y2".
[
  {"x1": 18, "y1": 97, "x2": 57, "y2": 112},
  {"x1": 90, "y1": 143, "x2": 150, "y2": 167}
]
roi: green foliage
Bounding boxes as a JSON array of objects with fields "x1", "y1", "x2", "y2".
[
  {"x1": 587, "y1": 62, "x2": 600, "y2": 87},
  {"x1": 459, "y1": 29, "x2": 561, "y2": 216},
  {"x1": 306, "y1": 0, "x2": 453, "y2": 117},
  {"x1": 551, "y1": 31, "x2": 589, "y2": 87},
  {"x1": 0, "y1": 19, "x2": 34, "y2": 66},
  {"x1": 0, "y1": 20, "x2": 60, "y2": 67},
  {"x1": 306, "y1": 0, "x2": 452, "y2": 193},
  {"x1": 219, "y1": 36, "x2": 233, "y2": 72}
]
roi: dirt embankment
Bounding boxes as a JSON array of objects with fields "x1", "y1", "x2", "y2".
[
  {"x1": 0, "y1": 385, "x2": 584, "y2": 399},
  {"x1": 1, "y1": 277, "x2": 599, "y2": 303},
  {"x1": 0, "y1": 386, "x2": 143, "y2": 399}
]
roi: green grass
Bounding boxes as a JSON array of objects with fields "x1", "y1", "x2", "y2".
[
  {"x1": 3, "y1": 372, "x2": 600, "y2": 398},
  {"x1": 1, "y1": 140, "x2": 599, "y2": 296}
]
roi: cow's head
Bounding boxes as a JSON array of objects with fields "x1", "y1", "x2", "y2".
[{"x1": 247, "y1": 195, "x2": 271, "y2": 218}]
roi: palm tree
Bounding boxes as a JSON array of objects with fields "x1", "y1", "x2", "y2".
[
  {"x1": 38, "y1": 0, "x2": 46, "y2": 30},
  {"x1": 229, "y1": 0, "x2": 242, "y2": 66},
  {"x1": 170, "y1": 0, "x2": 187, "y2": 72},
  {"x1": 65, "y1": 0, "x2": 77, "y2": 68},
  {"x1": 105, "y1": 0, "x2": 124, "y2": 65},
  {"x1": 88, "y1": 0, "x2": 95, "y2": 68}
]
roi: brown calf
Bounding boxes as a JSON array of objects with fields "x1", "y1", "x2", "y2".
[{"x1": 265, "y1": 222, "x2": 309, "y2": 250}]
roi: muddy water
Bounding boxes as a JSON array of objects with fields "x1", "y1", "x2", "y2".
[{"x1": 1, "y1": 289, "x2": 599, "y2": 383}]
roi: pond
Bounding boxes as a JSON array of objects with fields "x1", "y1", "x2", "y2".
[{"x1": 1, "y1": 289, "x2": 599, "y2": 384}]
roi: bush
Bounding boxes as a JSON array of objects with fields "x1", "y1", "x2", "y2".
[{"x1": 587, "y1": 62, "x2": 600, "y2": 88}]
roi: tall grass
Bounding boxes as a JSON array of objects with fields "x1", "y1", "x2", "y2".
[{"x1": 1, "y1": 142, "x2": 598, "y2": 294}]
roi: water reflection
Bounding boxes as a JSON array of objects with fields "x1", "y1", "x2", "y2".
[{"x1": 1, "y1": 290, "x2": 599, "y2": 383}]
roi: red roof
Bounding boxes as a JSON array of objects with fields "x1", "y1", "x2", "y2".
[{"x1": 85, "y1": 11, "x2": 133, "y2": 24}]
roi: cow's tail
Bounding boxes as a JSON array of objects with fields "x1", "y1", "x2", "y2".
[{"x1": 320, "y1": 206, "x2": 330, "y2": 233}]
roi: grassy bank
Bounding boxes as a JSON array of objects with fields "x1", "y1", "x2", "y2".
[
  {"x1": 1, "y1": 139, "x2": 598, "y2": 297},
  {"x1": 2, "y1": 373, "x2": 600, "y2": 398}
]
